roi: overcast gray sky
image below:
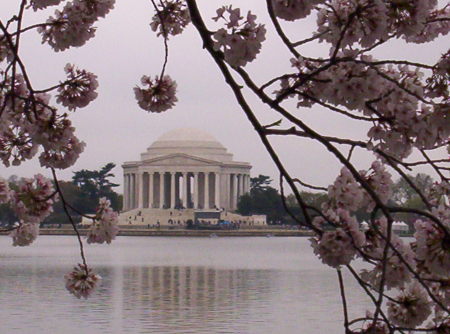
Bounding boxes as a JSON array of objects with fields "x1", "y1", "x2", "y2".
[{"x1": 0, "y1": 1, "x2": 448, "y2": 192}]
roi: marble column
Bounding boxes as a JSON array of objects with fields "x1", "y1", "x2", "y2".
[
  {"x1": 182, "y1": 172, "x2": 188, "y2": 209},
  {"x1": 215, "y1": 172, "x2": 220, "y2": 209},
  {"x1": 232, "y1": 174, "x2": 238, "y2": 210},
  {"x1": 123, "y1": 174, "x2": 128, "y2": 210},
  {"x1": 138, "y1": 172, "x2": 143, "y2": 208},
  {"x1": 170, "y1": 172, "x2": 176, "y2": 209},
  {"x1": 193, "y1": 172, "x2": 199, "y2": 209},
  {"x1": 204, "y1": 172, "x2": 210, "y2": 209},
  {"x1": 239, "y1": 174, "x2": 245, "y2": 198},
  {"x1": 159, "y1": 172, "x2": 165, "y2": 209},
  {"x1": 149, "y1": 172, "x2": 154, "y2": 209},
  {"x1": 131, "y1": 173, "x2": 136, "y2": 209}
]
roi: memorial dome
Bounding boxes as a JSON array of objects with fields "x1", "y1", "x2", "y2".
[{"x1": 142, "y1": 128, "x2": 232, "y2": 162}]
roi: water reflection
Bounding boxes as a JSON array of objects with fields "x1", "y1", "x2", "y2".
[
  {"x1": 115, "y1": 266, "x2": 277, "y2": 333},
  {"x1": 0, "y1": 237, "x2": 372, "y2": 333}
]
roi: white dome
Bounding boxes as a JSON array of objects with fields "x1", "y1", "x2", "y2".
[
  {"x1": 143, "y1": 128, "x2": 232, "y2": 162},
  {"x1": 155, "y1": 128, "x2": 221, "y2": 144}
]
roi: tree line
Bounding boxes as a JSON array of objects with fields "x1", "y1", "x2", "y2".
[
  {"x1": 0, "y1": 163, "x2": 121, "y2": 226},
  {"x1": 237, "y1": 174, "x2": 435, "y2": 226}
]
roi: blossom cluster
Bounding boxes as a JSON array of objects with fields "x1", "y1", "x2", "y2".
[
  {"x1": 10, "y1": 222, "x2": 40, "y2": 247},
  {"x1": 310, "y1": 208, "x2": 365, "y2": 268},
  {"x1": 310, "y1": 209, "x2": 448, "y2": 329},
  {"x1": 134, "y1": 75, "x2": 178, "y2": 113},
  {"x1": 12, "y1": 174, "x2": 56, "y2": 225},
  {"x1": 279, "y1": 50, "x2": 449, "y2": 160},
  {"x1": 57, "y1": 64, "x2": 99, "y2": 111},
  {"x1": 86, "y1": 197, "x2": 119, "y2": 244},
  {"x1": 64, "y1": 264, "x2": 101, "y2": 299},
  {"x1": 271, "y1": 0, "x2": 324, "y2": 21},
  {"x1": 212, "y1": 6, "x2": 266, "y2": 67},
  {"x1": 387, "y1": 282, "x2": 432, "y2": 328},
  {"x1": 38, "y1": 0, "x2": 115, "y2": 52},
  {"x1": 150, "y1": 0, "x2": 191, "y2": 38},
  {"x1": 0, "y1": 62, "x2": 95, "y2": 169},
  {"x1": 315, "y1": 0, "x2": 449, "y2": 51},
  {"x1": 414, "y1": 212, "x2": 450, "y2": 278},
  {"x1": 30, "y1": 0, "x2": 64, "y2": 11},
  {"x1": 360, "y1": 217, "x2": 415, "y2": 290},
  {"x1": 323, "y1": 161, "x2": 393, "y2": 213},
  {"x1": 0, "y1": 175, "x2": 55, "y2": 247}
]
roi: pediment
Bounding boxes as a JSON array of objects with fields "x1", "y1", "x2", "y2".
[{"x1": 143, "y1": 153, "x2": 221, "y2": 166}]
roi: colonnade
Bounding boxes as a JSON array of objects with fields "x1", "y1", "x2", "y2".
[{"x1": 123, "y1": 171, "x2": 250, "y2": 211}]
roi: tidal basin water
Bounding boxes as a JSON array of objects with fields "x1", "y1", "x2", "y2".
[{"x1": 0, "y1": 236, "x2": 372, "y2": 333}]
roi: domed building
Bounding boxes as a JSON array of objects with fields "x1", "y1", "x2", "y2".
[{"x1": 122, "y1": 128, "x2": 251, "y2": 212}]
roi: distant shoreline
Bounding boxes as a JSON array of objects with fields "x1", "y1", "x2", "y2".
[
  {"x1": 0, "y1": 228, "x2": 413, "y2": 238},
  {"x1": 0, "y1": 228, "x2": 313, "y2": 238}
]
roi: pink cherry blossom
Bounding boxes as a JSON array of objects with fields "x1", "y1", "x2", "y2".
[
  {"x1": 134, "y1": 75, "x2": 178, "y2": 113},
  {"x1": 426, "y1": 50, "x2": 449, "y2": 100},
  {"x1": 212, "y1": 7, "x2": 266, "y2": 67},
  {"x1": 361, "y1": 320, "x2": 389, "y2": 334},
  {"x1": 39, "y1": 136, "x2": 86, "y2": 169},
  {"x1": 0, "y1": 176, "x2": 11, "y2": 204},
  {"x1": 414, "y1": 216, "x2": 450, "y2": 277},
  {"x1": 272, "y1": 0, "x2": 323, "y2": 21},
  {"x1": 11, "y1": 174, "x2": 56, "y2": 224},
  {"x1": 405, "y1": 7, "x2": 450, "y2": 43},
  {"x1": 0, "y1": 128, "x2": 38, "y2": 167},
  {"x1": 324, "y1": 167, "x2": 364, "y2": 212},
  {"x1": 56, "y1": 64, "x2": 98, "y2": 111},
  {"x1": 86, "y1": 197, "x2": 119, "y2": 244},
  {"x1": 310, "y1": 208, "x2": 365, "y2": 268},
  {"x1": 387, "y1": 282, "x2": 432, "y2": 328},
  {"x1": 361, "y1": 217, "x2": 414, "y2": 290},
  {"x1": 30, "y1": 0, "x2": 64, "y2": 11},
  {"x1": 10, "y1": 222, "x2": 39, "y2": 247},
  {"x1": 64, "y1": 264, "x2": 101, "y2": 299},
  {"x1": 317, "y1": 0, "x2": 390, "y2": 50},
  {"x1": 150, "y1": 0, "x2": 190, "y2": 38},
  {"x1": 38, "y1": 0, "x2": 115, "y2": 51},
  {"x1": 0, "y1": 35, "x2": 13, "y2": 63},
  {"x1": 361, "y1": 161, "x2": 393, "y2": 211}
]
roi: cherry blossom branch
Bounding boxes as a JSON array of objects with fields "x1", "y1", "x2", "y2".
[
  {"x1": 345, "y1": 265, "x2": 393, "y2": 332},
  {"x1": 292, "y1": 30, "x2": 330, "y2": 47},
  {"x1": 10, "y1": 22, "x2": 61, "y2": 36},
  {"x1": 296, "y1": 91, "x2": 382, "y2": 121},
  {"x1": 186, "y1": 0, "x2": 316, "y2": 230},
  {"x1": 357, "y1": 34, "x2": 395, "y2": 55},
  {"x1": 279, "y1": 174, "x2": 320, "y2": 230},
  {"x1": 420, "y1": 150, "x2": 449, "y2": 182},
  {"x1": 292, "y1": 178, "x2": 328, "y2": 192},
  {"x1": 51, "y1": 168, "x2": 88, "y2": 275},
  {"x1": 337, "y1": 269, "x2": 350, "y2": 332},
  {"x1": 150, "y1": 0, "x2": 170, "y2": 80},
  {"x1": 259, "y1": 73, "x2": 297, "y2": 92},
  {"x1": 367, "y1": 65, "x2": 434, "y2": 105},
  {"x1": 265, "y1": 0, "x2": 299, "y2": 58},
  {"x1": 362, "y1": 59, "x2": 434, "y2": 70}
]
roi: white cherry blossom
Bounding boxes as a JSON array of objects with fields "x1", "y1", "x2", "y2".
[
  {"x1": 65, "y1": 264, "x2": 101, "y2": 299},
  {"x1": 134, "y1": 75, "x2": 178, "y2": 113},
  {"x1": 86, "y1": 197, "x2": 119, "y2": 244},
  {"x1": 10, "y1": 222, "x2": 39, "y2": 247},
  {"x1": 150, "y1": 0, "x2": 190, "y2": 37},
  {"x1": 56, "y1": 64, "x2": 98, "y2": 111},
  {"x1": 387, "y1": 282, "x2": 432, "y2": 328}
]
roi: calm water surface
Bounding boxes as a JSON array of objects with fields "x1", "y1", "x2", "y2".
[{"x1": 0, "y1": 236, "x2": 372, "y2": 333}]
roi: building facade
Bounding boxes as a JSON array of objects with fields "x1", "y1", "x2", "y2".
[{"x1": 122, "y1": 128, "x2": 251, "y2": 211}]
